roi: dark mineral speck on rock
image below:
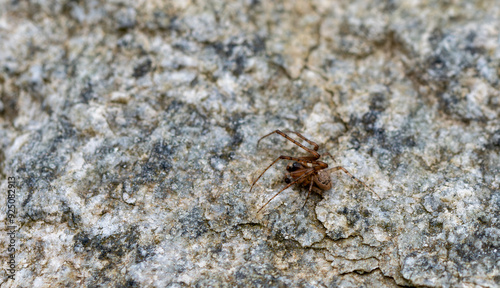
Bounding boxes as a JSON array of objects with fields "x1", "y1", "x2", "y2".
[{"x1": 0, "y1": 1, "x2": 499, "y2": 287}]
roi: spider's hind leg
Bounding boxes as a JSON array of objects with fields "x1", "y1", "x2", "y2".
[{"x1": 327, "y1": 166, "x2": 379, "y2": 199}]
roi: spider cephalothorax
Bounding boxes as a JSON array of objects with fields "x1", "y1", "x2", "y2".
[{"x1": 249, "y1": 130, "x2": 376, "y2": 213}]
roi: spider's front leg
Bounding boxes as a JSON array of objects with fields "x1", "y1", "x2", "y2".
[
  {"x1": 257, "y1": 130, "x2": 320, "y2": 159},
  {"x1": 257, "y1": 168, "x2": 316, "y2": 213}
]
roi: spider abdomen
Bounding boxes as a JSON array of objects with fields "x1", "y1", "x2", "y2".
[{"x1": 314, "y1": 171, "x2": 332, "y2": 191}]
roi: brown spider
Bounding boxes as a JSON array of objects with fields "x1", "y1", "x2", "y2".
[{"x1": 249, "y1": 130, "x2": 377, "y2": 213}]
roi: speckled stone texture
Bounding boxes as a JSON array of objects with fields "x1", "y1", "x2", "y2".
[{"x1": 1, "y1": 0, "x2": 499, "y2": 287}]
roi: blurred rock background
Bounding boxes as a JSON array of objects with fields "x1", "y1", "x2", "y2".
[{"x1": 0, "y1": 0, "x2": 499, "y2": 287}]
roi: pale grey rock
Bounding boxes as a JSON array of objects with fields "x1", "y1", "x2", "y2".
[{"x1": 0, "y1": 0, "x2": 499, "y2": 287}]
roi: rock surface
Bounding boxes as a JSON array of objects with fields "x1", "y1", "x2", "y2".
[{"x1": 0, "y1": 1, "x2": 499, "y2": 287}]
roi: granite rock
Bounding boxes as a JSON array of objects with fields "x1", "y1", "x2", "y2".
[{"x1": 0, "y1": 0, "x2": 499, "y2": 287}]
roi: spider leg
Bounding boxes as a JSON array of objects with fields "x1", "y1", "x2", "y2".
[
  {"x1": 302, "y1": 177, "x2": 315, "y2": 209},
  {"x1": 326, "y1": 166, "x2": 379, "y2": 198},
  {"x1": 249, "y1": 156, "x2": 327, "y2": 193},
  {"x1": 257, "y1": 168, "x2": 315, "y2": 213},
  {"x1": 322, "y1": 151, "x2": 337, "y2": 163},
  {"x1": 257, "y1": 130, "x2": 320, "y2": 158},
  {"x1": 281, "y1": 130, "x2": 319, "y2": 151}
]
